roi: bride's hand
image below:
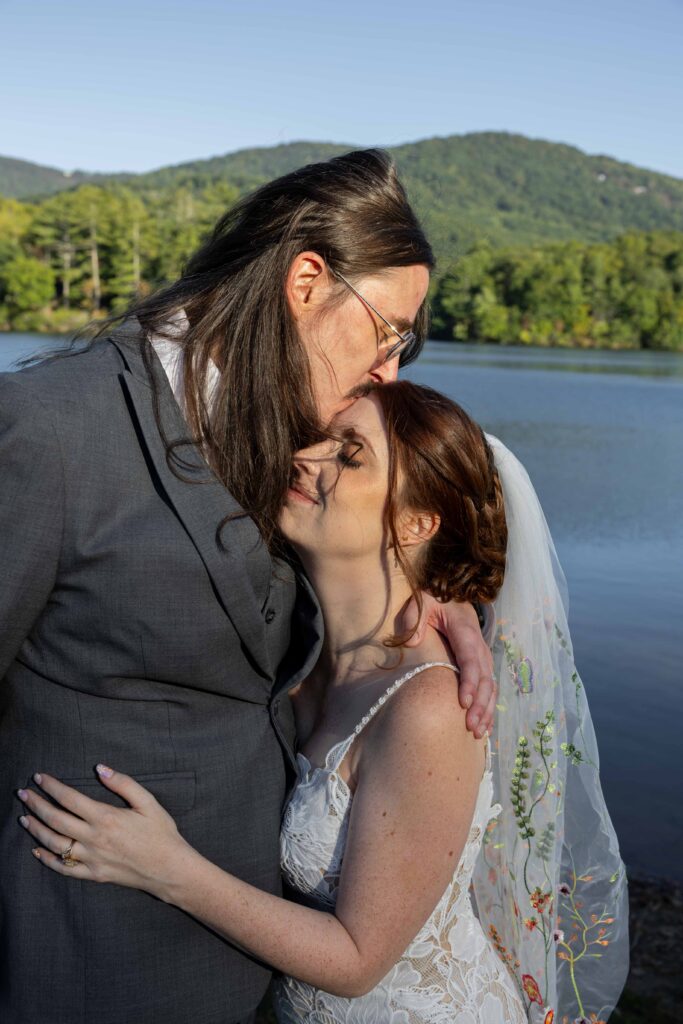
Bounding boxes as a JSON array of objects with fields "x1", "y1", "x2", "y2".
[
  {"x1": 399, "y1": 595, "x2": 496, "y2": 738},
  {"x1": 16, "y1": 767, "x2": 194, "y2": 899}
]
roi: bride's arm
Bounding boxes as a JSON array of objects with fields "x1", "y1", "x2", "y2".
[{"x1": 18, "y1": 667, "x2": 483, "y2": 998}]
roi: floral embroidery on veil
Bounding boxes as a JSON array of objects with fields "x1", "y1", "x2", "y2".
[{"x1": 471, "y1": 430, "x2": 629, "y2": 1024}]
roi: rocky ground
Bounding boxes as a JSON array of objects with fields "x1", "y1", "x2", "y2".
[
  {"x1": 611, "y1": 872, "x2": 682, "y2": 1024},
  {"x1": 255, "y1": 872, "x2": 683, "y2": 1023}
]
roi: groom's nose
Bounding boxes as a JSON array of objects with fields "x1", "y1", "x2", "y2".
[{"x1": 370, "y1": 355, "x2": 400, "y2": 385}]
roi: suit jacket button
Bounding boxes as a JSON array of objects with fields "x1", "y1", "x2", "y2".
[{"x1": 265, "y1": 608, "x2": 276, "y2": 624}]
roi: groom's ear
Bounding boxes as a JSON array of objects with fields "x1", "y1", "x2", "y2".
[
  {"x1": 398, "y1": 510, "x2": 441, "y2": 549},
  {"x1": 286, "y1": 251, "x2": 329, "y2": 320}
]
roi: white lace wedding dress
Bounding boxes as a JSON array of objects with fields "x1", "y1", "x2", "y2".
[{"x1": 273, "y1": 662, "x2": 527, "y2": 1023}]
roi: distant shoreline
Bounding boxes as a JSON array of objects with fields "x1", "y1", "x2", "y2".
[{"x1": 3, "y1": 328, "x2": 683, "y2": 357}]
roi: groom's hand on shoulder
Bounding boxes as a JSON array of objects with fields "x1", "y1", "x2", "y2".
[{"x1": 400, "y1": 595, "x2": 496, "y2": 739}]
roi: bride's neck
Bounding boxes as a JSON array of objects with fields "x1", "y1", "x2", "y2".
[{"x1": 299, "y1": 551, "x2": 414, "y2": 685}]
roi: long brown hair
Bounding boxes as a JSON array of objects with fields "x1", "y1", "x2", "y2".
[
  {"x1": 82, "y1": 149, "x2": 434, "y2": 547},
  {"x1": 355, "y1": 381, "x2": 507, "y2": 645}
]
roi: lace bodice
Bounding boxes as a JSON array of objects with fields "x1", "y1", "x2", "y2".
[{"x1": 273, "y1": 662, "x2": 527, "y2": 1023}]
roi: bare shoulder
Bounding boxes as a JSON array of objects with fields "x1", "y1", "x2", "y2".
[
  {"x1": 350, "y1": 661, "x2": 485, "y2": 816},
  {"x1": 388, "y1": 663, "x2": 465, "y2": 730},
  {"x1": 368, "y1": 662, "x2": 481, "y2": 768}
]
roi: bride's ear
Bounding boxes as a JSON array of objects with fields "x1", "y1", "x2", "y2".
[{"x1": 397, "y1": 510, "x2": 440, "y2": 550}]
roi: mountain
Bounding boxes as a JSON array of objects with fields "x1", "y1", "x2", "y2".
[
  {"x1": 0, "y1": 143, "x2": 352, "y2": 201},
  {"x1": 388, "y1": 133, "x2": 683, "y2": 269},
  {"x1": 2, "y1": 132, "x2": 683, "y2": 263},
  {"x1": 0, "y1": 155, "x2": 106, "y2": 200},
  {"x1": 114, "y1": 141, "x2": 354, "y2": 192}
]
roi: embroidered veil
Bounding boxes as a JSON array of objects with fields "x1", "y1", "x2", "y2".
[{"x1": 471, "y1": 435, "x2": 630, "y2": 1024}]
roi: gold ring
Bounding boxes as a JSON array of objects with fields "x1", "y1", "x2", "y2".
[{"x1": 60, "y1": 838, "x2": 79, "y2": 868}]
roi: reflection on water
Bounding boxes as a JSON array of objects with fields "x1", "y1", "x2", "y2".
[
  {"x1": 2, "y1": 334, "x2": 683, "y2": 879},
  {"x1": 425, "y1": 341, "x2": 683, "y2": 379}
]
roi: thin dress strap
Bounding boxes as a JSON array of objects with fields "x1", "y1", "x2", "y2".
[{"x1": 329, "y1": 660, "x2": 484, "y2": 773}]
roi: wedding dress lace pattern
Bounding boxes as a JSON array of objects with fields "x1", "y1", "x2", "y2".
[{"x1": 273, "y1": 662, "x2": 527, "y2": 1024}]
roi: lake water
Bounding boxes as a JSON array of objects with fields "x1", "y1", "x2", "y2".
[{"x1": 2, "y1": 334, "x2": 682, "y2": 881}]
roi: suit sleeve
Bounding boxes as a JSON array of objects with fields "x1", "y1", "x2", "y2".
[{"x1": 0, "y1": 374, "x2": 65, "y2": 679}]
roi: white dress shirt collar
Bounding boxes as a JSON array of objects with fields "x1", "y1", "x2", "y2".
[{"x1": 147, "y1": 307, "x2": 220, "y2": 414}]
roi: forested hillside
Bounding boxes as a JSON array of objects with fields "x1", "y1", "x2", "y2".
[
  {"x1": 0, "y1": 155, "x2": 103, "y2": 200},
  {"x1": 431, "y1": 231, "x2": 683, "y2": 349},
  {"x1": 1, "y1": 132, "x2": 682, "y2": 346},
  {"x1": 4, "y1": 133, "x2": 683, "y2": 256}
]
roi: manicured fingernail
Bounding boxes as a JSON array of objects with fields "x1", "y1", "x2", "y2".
[
  {"x1": 464, "y1": 695, "x2": 473, "y2": 709},
  {"x1": 33, "y1": 773, "x2": 42, "y2": 785},
  {"x1": 17, "y1": 789, "x2": 28, "y2": 801},
  {"x1": 96, "y1": 764, "x2": 113, "y2": 778},
  {"x1": 19, "y1": 815, "x2": 28, "y2": 827},
  {"x1": 470, "y1": 714, "x2": 480, "y2": 728},
  {"x1": 32, "y1": 849, "x2": 41, "y2": 859}
]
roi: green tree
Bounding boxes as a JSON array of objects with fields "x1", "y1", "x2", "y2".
[{"x1": 0, "y1": 254, "x2": 55, "y2": 329}]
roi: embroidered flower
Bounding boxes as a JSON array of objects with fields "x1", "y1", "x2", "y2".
[
  {"x1": 530, "y1": 887, "x2": 552, "y2": 913},
  {"x1": 522, "y1": 973, "x2": 543, "y2": 1005}
]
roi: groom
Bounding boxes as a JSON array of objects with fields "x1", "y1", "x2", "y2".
[{"x1": 1, "y1": 150, "x2": 496, "y2": 1024}]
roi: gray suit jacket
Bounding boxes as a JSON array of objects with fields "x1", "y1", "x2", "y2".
[{"x1": 0, "y1": 318, "x2": 322, "y2": 1024}]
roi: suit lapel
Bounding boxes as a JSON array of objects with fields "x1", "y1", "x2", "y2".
[
  {"x1": 272, "y1": 566, "x2": 324, "y2": 773},
  {"x1": 274, "y1": 568, "x2": 323, "y2": 699},
  {"x1": 110, "y1": 317, "x2": 273, "y2": 680}
]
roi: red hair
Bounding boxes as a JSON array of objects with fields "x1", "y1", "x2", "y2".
[{"x1": 357, "y1": 381, "x2": 507, "y2": 645}]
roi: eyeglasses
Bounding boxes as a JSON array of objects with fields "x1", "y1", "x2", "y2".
[{"x1": 335, "y1": 271, "x2": 418, "y2": 366}]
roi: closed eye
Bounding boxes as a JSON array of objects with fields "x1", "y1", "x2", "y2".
[
  {"x1": 336, "y1": 442, "x2": 363, "y2": 469},
  {"x1": 337, "y1": 451, "x2": 362, "y2": 469}
]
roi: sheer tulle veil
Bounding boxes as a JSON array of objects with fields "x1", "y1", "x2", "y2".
[{"x1": 471, "y1": 435, "x2": 629, "y2": 1023}]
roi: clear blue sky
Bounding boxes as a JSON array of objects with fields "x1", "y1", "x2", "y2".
[{"x1": 2, "y1": 0, "x2": 682, "y2": 177}]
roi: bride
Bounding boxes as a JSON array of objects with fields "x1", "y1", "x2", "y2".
[{"x1": 17, "y1": 381, "x2": 627, "y2": 1022}]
